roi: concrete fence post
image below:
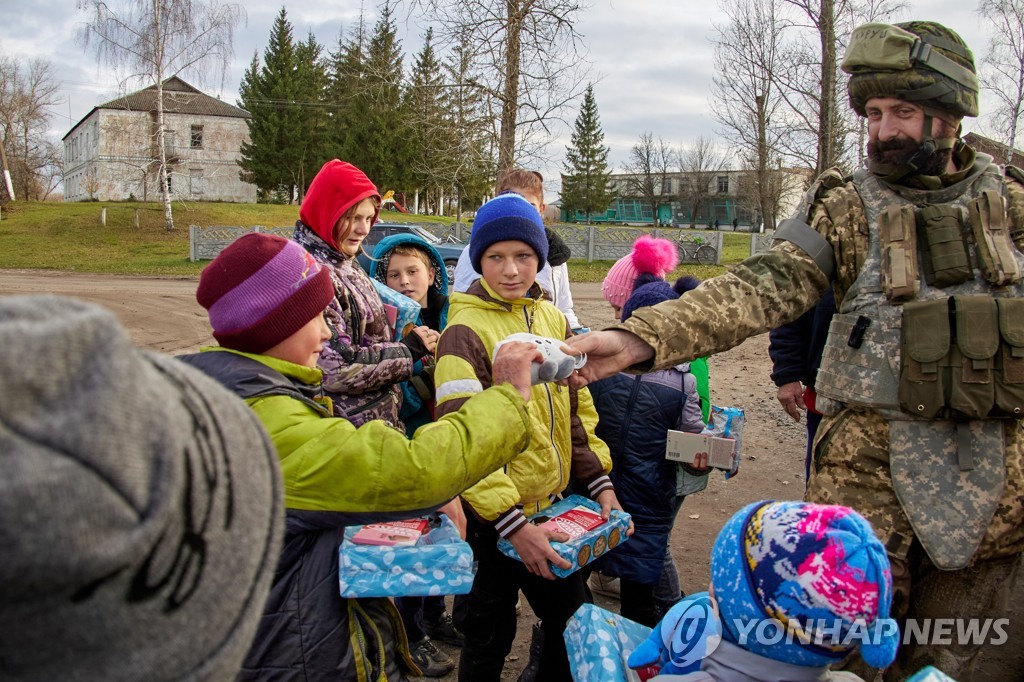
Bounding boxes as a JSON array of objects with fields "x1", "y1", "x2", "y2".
[{"x1": 101, "y1": 207, "x2": 106, "y2": 226}]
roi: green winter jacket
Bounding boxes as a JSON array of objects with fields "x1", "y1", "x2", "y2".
[
  {"x1": 180, "y1": 347, "x2": 532, "y2": 681},
  {"x1": 434, "y1": 279, "x2": 612, "y2": 538}
]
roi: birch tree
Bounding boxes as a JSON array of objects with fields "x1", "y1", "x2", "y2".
[
  {"x1": 0, "y1": 54, "x2": 61, "y2": 200},
  {"x1": 978, "y1": 0, "x2": 1024, "y2": 161},
  {"x1": 77, "y1": 0, "x2": 244, "y2": 230}
]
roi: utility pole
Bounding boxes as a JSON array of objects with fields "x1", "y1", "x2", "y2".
[{"x1": 0, "y1": 132, "x2": 14, "y2": 201}]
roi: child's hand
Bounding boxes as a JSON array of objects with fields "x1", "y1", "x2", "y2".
[
  {"x1": 411, "y1": 325, "x2": 439, "y2": 354},
  {"x1": 595, "y1": 489, "x2": 634, "y2": 537},
  {"x1": 508, "y1": 523, "x2": 571, "y2": 580},
  {"x1": 492, "y1": 341, "x2": 544, "y2": 402},
  {"x1": 438, "y1": 498, "x2": 467, "y2": 539}
]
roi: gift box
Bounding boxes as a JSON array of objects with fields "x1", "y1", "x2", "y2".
[
  {"x1": 339, "y1": 515, "x2": 476, "y2": 598},
  {"x1": 564, "y1": 603, "x2": 652, "y2": 682},
  {"x1": 496, "y1": 495, "x2": 632, "y2": 578}
]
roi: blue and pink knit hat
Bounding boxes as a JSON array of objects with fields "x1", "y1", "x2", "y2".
[
  {"x1": 711, "y1": 501, "x2": 899, "y2": 669},
  {"x1": 197, "y1": 233, "x2": 335, "y2": 353}
]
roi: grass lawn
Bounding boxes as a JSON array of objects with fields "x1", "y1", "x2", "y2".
[{"x1": 0, "y1": 201, "x2": 753, "y2": 278}]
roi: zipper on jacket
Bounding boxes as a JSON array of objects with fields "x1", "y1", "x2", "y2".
[
  {"x1": 545, "y1": 383, "x2": 564, "y2": 490},
  {"x1": 617, "y1": 376, "x2": 644, "y2": 455}
]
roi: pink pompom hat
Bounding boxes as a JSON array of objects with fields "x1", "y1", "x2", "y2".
[{"x1": 601, "y1": 235, "x2": 680, "y2": 308}]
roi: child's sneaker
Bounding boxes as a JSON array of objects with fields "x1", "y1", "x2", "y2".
[
  {"x1": 409, "y1": 637, "x2": 454, "y2": 677},
  {"x1": 423, "y1": 611, "x2": 465, "y2": 647}
]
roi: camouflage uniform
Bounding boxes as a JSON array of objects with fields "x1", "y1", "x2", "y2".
[{"x1": 619, "y1": 156, "x2": 1024, "y2": 681}]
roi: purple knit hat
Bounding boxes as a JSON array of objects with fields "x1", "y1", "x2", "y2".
[
  {"x1": 197, "y1": 233, "x2": 335, "y2": 353},
  {"x1": 711, "y1": 501, "x2": 899, "y2": 669}
]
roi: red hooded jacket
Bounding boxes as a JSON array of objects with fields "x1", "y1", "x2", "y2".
[{"x1": 299, "y1": 160, "x2": 381, "y2": 250}]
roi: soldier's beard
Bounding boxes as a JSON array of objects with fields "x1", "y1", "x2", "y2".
[{"x1": 868, "y1": 138, "x2": 951, "y2": 176}]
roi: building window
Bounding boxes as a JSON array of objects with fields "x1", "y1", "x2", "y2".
[
  {"x1": 662, "y1": 177, "x2": 673, "y2": 194},
  {"x1": 717, "y1": 176, "x2": 729, "y2": 193},
  {"x1": 190, "y1": 169, "x2": 204, "y2": 195},
  {"x1": 190, "y1": 124, "x2": 204, "y2": 149}
]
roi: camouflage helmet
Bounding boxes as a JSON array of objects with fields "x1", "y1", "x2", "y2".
[{"x1": 843, "y1": 21, "x2": 978, "y2": 118}]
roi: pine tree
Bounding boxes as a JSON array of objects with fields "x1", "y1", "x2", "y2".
[
  {"x1": 325, "y1": 18, "x2": 367, "y2": 164},
  {"x1": 561, "y1": 84, "x2": 614, "y2": 222},
  {"x1": 293, "y1": 32, "x2": 328, "y2": 200},
  {"x1": 441, "y1": 41, "x2": 494, "y2": 217},
  {"x1": 405, "y1": 28, "x2": 448, "y2": 207},
  {"x1": 238, "y1": 8, "x2": 304, "y2": 201},
  {"x1": 350, "y1": 2, "x2": 408, "y2": 191}
]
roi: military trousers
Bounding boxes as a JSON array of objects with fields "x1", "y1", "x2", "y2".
[{"x1": 807, "y1": 409, "x2": 1024, "y2": 680}]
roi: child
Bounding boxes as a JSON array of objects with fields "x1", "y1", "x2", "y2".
[
  {"x1": 372, "y1": 233, "x2": 462, "y2": 677},
  {"x1": 627, "y1": 500, "x2": 899, "y2": 680},
  {"x1": 601, "y1": 234, "x2": 710, "y2": 420},
  {"x1": 586, "y1": 274, "x2": 709, "y2": 627},
  {"x1": 0, "y1": 295, "x2": 283, "y2": 681},
  {"x1": 434, "y1": 193, "x2": 623, "y2": 681},
  {"x1": 181, "y1": 232, "x2": 543, "y2": 681},
  {"x1": 293, "y1": 159, "x2": 436, "y2": 428},
  {"x1": 454, "y1": 168, "x2": 584, "y2": 332}
]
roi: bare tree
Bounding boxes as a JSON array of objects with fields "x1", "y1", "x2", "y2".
[
  {"x1": 0, "y1": 55, "x2": 61, "y2": 200},
  {"x1": 712, "y1": 0, "x2": 789, "y2": 230},
  {"x1": 77, "y1": 0, "x2": 244, "y2": 230},
  {"x1": 677, "y1": 136, "x2": 727, "y2": 229},
  {"x1": 978, "y1": 0, "x2": 1024, "y2": 162},
  {"x1": 621, "y1": 132, "x2": 674, "y2": 227},
  {"x1": 408, "y1": 0, "x2": 591, "y2": 171}
]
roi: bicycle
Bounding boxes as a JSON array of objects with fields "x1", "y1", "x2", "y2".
[{"x1": 678, "y1": 238, "x2": 718, "y2": 265}]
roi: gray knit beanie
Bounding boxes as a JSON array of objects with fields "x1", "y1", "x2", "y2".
[{"x1": 0, "y1": 296, "x2": 284, "y2": 681}]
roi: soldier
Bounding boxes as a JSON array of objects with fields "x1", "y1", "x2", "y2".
[{"x1": 568, "y1": 21, "x2": 1024, "y2": 681}]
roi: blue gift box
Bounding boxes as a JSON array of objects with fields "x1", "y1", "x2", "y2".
[
  {"x1": 564, "y1": 603, "x2": 652, "y2": 682},
  {"x1": 339, "y1": 515, "x2": 476, "y2": 598},
  {"x1": 496, "y1": 495, "x2": 632, "y2": 578}
]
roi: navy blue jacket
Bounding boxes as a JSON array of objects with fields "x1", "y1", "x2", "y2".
[
  {"x1": 768, "y1": 286, "x2": 836, "y2": 389},
  {"x1": 588, "y1": 366, "x2": 705, "y2": 585}
]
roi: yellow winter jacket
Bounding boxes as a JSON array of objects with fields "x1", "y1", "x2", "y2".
[{"x1": 434, "y1": 279, "x2": 612, "y2": 538}]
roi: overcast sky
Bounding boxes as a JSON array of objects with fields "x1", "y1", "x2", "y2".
[{"x1": 6, "y1": 0, "x2": 997, "y2": 197}]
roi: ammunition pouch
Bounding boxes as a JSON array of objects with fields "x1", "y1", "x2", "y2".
[
  {"x1": 968, "y1": 190, "x2": 1022, "y2": 286},
  {"x1": 879, "y1": 204, "x2": 920, "y2": 301},
  {"x1": 899, "y1": 295, "x2": 1024, "y2": 420},
  {"x1": 917, "y1": 203, "x2": 973, "y2": 287}
]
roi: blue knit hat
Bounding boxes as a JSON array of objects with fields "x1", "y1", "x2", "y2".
[
  {"x1": 620, "y1": 274, "x2": 700, "y2": 322},
  {"x1": 469, "y1": 193, "x2": 548, "y2": 273},
  {"x1": 711, "y1": 501, "x2": 899, "y2": 669}
]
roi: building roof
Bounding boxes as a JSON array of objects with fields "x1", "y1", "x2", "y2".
[
  {"x1": 964, "y1": 132, "x2": 1024, "y2": 166},
  {"x1": 63, "y1": 76, "x2": 250, "y2": 141}
]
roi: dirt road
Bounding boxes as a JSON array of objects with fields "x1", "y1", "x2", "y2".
[{"x1": 1, "y1": 269, "x2": 1019, "y2": 680}]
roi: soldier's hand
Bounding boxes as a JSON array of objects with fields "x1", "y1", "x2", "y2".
[
  {"x1": 492, "y1": 341, "x2": 543, "y2": 402},
  {"x1": 565, "y1": 330, "x2": 654, "y2": 387},
  {"x1": 776, "y1": 381, "x2": 805, "y2": 422}
]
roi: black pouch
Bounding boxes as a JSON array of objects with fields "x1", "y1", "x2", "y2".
[
  {"x1": 917, "y1": 204, "x2": 973, "y2": 288},
  {"x1": 949, "y1": 295, "x2": 998, "y2": 420},
  {"x1": 899, "y1": 298, "x2": 950, "y2": 419},
  {"x1": 995, "y1": 298, "x2": 1024, "y2": 418}
]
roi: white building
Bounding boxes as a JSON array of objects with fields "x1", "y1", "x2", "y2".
[{"x1": 62, "y1": 76, "x2": 256, "y2": 203}]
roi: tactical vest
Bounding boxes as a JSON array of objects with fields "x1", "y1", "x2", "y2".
[{"x1": 814, "y1": 154, "x2": 1024, "y2": 569}]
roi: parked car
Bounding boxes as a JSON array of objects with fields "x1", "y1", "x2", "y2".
[{"x1": 356, "y1": 222, "x2": 465, "y2": 287}]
